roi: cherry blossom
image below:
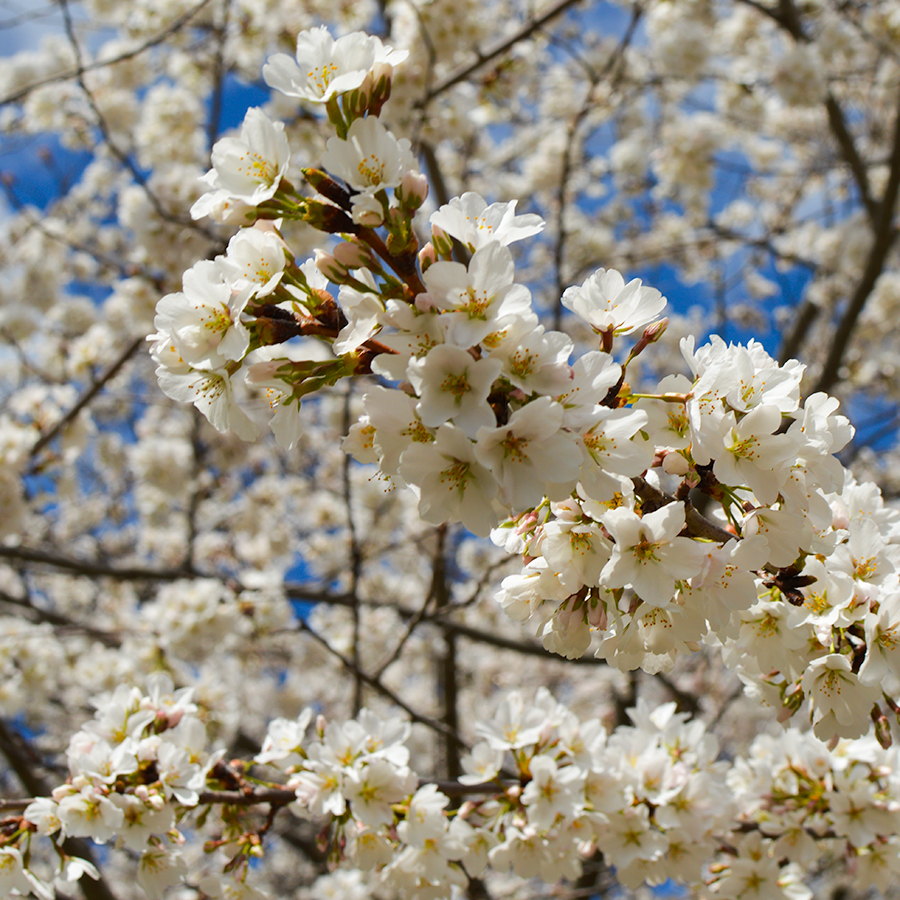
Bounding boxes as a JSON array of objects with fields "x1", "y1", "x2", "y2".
[
  {"x1": 561, "y1": 268, "x2": 666, "y2": 337},
  {"x1": 7, "y1": 11, "x2": 900, "y2": 900},
  {"x1": 430, "y1": 192, "x2": 545, "y2": 251},
  {"x1": 263, "y1": 27, "x2": 408, "y2": 104},
  {"x1": 193, "y1": 107, "x2": 290, "y2": 213}
]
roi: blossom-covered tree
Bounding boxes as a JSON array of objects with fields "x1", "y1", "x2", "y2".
[{"x1": 2, "y1": 1, "x2": 900, "y2": 899}]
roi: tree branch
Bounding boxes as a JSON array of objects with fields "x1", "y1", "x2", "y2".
[
  {"x1": 419, "y1": 0, "x2": 585, "y2": 106},
  {"x1": 28, "y1": 335, "x2": 146, "y2": 465},
  {"x1": 814, "y1": 84, "x2": 900, "y2": 394},
  {"x1": 0, "y1": 0, "x2": 216, "y2": 107}
]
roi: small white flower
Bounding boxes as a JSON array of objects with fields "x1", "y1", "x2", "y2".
[
  {"x1": 713, "y1": 405, "x2": 798, "y2": 505},
  {"x1": 399, "y1": 423, "x2": 499, "y2": 536},
  {"x1": 156, "y1": 365, "x2": 259, "y2": 441},
  {"x1": 137, "y1": 847, "x2": 188, "y2": 900},
  {"x1": 474, "y1": 397, "x2": 582, "y2": 511},
  {"x1": 195, "y1": 107, "x2": 290, "y2": 208},
  {"x1": 152, "y1": 259, "x2": 250, "y2": 371},
  {"x1": 321, "y1": 117, "x2": 416, "y2": 194},
  {"x1": 562, "y1": 268, "x2": 666, "y2": 336},
  {"x1": 57, "y1": 785, "x2": 125, "y2": 842},
  {"x1": 407, "y1": 345, "x2": 501, "y2": 437},
  {"x1": 263, "y1": 26, "x2": 408, "y2": 103},
  {"x1": 430, "y1": 192, "x2": 544, "y2": 251},
  {"x1": 221, "y1": 226, "x2": 287, "y2": 300},
  {"x1": 801, "y1": 655, "x2": 878, "y2": 740},
  {"x1": 344, "y1": 759, "x2": 416, "y2": 828},
  {"x1": 600, "y1": 505, "x2": 706, "y2": 607},
  {"x1": 0, "y1": 847, "x2": 40, "y2": 898},
  {"x1": 334, "y1": 270, "x2": 384, "y2": 354},
  {"x1": 422, "y1": 241, "x2": 532, "y2": 347},
  {"x1": 521, "y1": 756, "x2": 585, "y2": 830},
  {"x1": 256, "y1": 712, "x2": 313, "y2": 766}
]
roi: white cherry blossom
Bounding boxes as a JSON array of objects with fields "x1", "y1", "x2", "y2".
[
  {"x1": 194, "y1": 107, "x2": 290, "y2": 210},
  {"x1": 406, "y1": 344, "x2": 501, "y2": 436},
  {"x1": 430, "y1": 192, "x2": 545, "y2": 251},
  {"x1": 263, "y1": 27, "x2": 408, "y2": 103},
  {"x1": 562, "y1": 268, "x2": 666, "y2": 336},
  {"x1": 321, "y1": 117, "x2": 416, "y2": 194},
  {"x1": 474, "y1": 397, "x2": 582, "y2": 510},
  {"x1": 399, "y1": 423, "x2": 499, "y2": 535},
  {"x1": 600, "y1": 505, "x2": 707, "y2": 607}
]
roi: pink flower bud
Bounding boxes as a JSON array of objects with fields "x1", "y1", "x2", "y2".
[
  {"x1": 431, "y1": 224, "x2": 453, "y2": 257},
  {"x1": 399, "y1": 171, "x2": 429, "y2": 210},
  {"x1": 333, "y1": 238, "x2": 374, "y2": 270},
  {"x1": 315, "y1": 248, "x2": 348, "y2": 281},
  {"x1": 418, "y1": 242, "x2": 437, "y2": 272}
]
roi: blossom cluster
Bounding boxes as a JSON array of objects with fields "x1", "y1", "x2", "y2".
[
  {"x1": 145, "y1": 24, "x2": 900, "y2": 748},
  {"x1": 12, "y1": 679, "x2": 900, "y2": 900},
  {"x1": 3, "y1": 3, "x2": 900, "y2": 900},
  {"x1": 256, "y1": 690, "x2": 736, "y2": 896},
  {"x1": 11, "y1": 675, "x2": 214, "y2": 899}
]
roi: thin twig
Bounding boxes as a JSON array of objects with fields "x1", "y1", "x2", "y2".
[
  {"x1": 0, "y1": 0, "x2": 216, "y2": 107},
  {"x1": 419, "y1": 0, "x2": 585, "y2": 106},
  {"x1": 297, "y1": 618, "x2": 469, "y2": 751},
  {"x1": 28, "y1": 335, "x2": 146, "y2": 465}
]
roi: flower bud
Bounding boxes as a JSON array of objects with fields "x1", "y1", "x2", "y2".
[
  {"x1": 431, "y1": 224, "x2": 454, "y2": 257},
  {"x1": 366, "y1": 62, "x2": 394, "y2": 116},
  {"x1": 305, "y1": 199, "x2": 358, "y2": 234},
  {"x1": 873, "y1": 705, "x2": 892, "y2": 749},
  {"x1": 351, "y1": 194, "x2": 385, "y2": 227},
  {"x1": 397, "y1": 171, "x2": 429, "y2": 211},
  {"x1": 333, "y1": 238, "x2": 375, "y2": 270},
  {"x1": 418, "y1": 241, "x2": 437, "y2": 273},
  {"x1": 302, "y1": 168, "x2": 352, "y2": 210},
  {"x1": 315, "y1": 248, "x2": 349, "y2": 281}
]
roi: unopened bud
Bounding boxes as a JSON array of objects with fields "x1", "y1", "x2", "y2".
[
  {"x1": 333, "y1": 238, "x2": 375, "y2": 270},
  {"x1": 304, "y1": 199, "x2": 357, "y2": 234},
  {"x1": 315, "y1": 248, "x2": 349, "y2": 281},
  {"x1": 302, "y1": 168, "x2": 352, "y2": 210},
  {"x1": 873, "y1": 705, "x2": 893, "y2": 749},
  {"x1": 587, "y1": 599, "x2": 607, "y2": 630},
  {"x1": 397, "y1": 171, "x2": 429, "y2": 211},
  {"x1": 418, "y1": 241, "x2": 437, "y2": 272},
  {"x1": 431, "y1": 224, "x2": 453, "y2": 257},
  {"x1": 366, "y1": 62, "x2": 394, "y2": 116},
  {"x1": 644, "y1": 316, "x2": 668, "y2": 344},
  {"x1": 625, "y1": 317, "x2": 669, "y2": 364},
  {"x1": 351, "y1": 194, "x2": 385, "y2": 228}
]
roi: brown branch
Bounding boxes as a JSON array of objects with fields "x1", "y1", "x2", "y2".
[
  {"x1": 0, "y1": 541, "x2": 608, "y2": 663},
  {"x1": 632, "y1": 476, "x2": 735, "y2": 544},
  {"x1": 0, "y1": 587, "x2": 120, "y2": 647},
  {"x1": 419, "y1": 0, "x2": 585, "y2": 106},
  {"x1": 4, "y1": 777, "x2": 520, "y2": 817},
  {"x1": 297, "y1": 618, "x2": 469, "y2": 751},
  {"x1": 814, "y1": 84, "x2": 900, "y2": 394},
  {"x1": 0, "y1": 544, "x2": 192, "y2": 581},
  {"x1": 0, "y1": 0, "x2": 216, "y2": 107},
  {"x1": 28, "y1": 335, "x2": 146, "y2": 465}
]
